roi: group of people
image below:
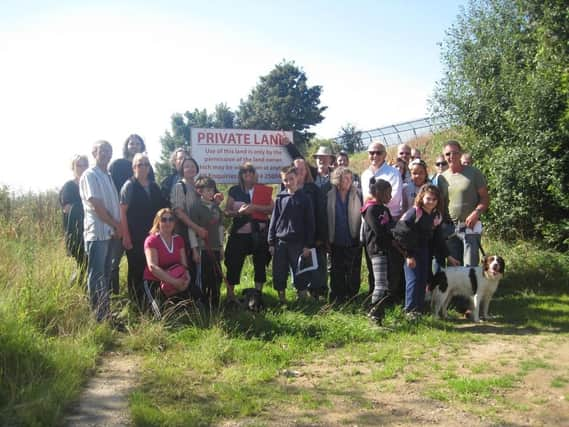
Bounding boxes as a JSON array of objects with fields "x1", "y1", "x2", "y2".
[{"x1": 60, "y1": 134, "x2": 488, "y2": 323}]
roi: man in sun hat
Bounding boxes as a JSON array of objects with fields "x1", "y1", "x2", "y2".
[{"x1": 312, "y1": 146, "x2": 335, "y2": 189}]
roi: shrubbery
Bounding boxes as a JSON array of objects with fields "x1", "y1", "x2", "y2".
[{"x1": 433, "y1": 0, "x2": 569, "y2": 249}]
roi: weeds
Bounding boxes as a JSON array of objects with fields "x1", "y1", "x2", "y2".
[
  {"x1": 0, "y1": 190, "x2": 112, "y2": 425},
  {"x1": 2, "y1": 188, "x2": 569, "y2": 425}
]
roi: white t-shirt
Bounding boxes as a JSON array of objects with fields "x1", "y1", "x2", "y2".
[{"x1": 361, "y1": 162, "x2": 403, "y2": 219}]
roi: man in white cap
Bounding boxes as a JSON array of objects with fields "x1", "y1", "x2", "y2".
[
  {"x1": 312, "y1": 146, "x2": 335, "y2": 189},
  {"x1": 361, "y1": 141, "x2": 404, "y2": 303}
]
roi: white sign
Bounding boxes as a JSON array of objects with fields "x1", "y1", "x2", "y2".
[{"x1": 190, "y1": 128, "x2": 293, "y2": 184}]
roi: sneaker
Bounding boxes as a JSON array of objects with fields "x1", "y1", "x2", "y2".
[
  {"x1": 405, "y1": 311, "x2": 421, "y2": 321},
  {"x1": 371, "y1": 290, "x2": 387, "y2": 305},
  {"x1": 368, "y1": 305, "x2": 385, "y2": 323}
]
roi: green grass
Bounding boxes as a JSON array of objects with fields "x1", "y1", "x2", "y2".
[
  {"x1": 519, "y1": 358, "x2": 552, "y2": 374},
  {"x1": 125, "y1": 235, "x2": 569, "y2": 425},
  {"x1": 550, "y1": 376, "x2": 569, "y2": 388},
  {"x1": 2, "y1": 187, "x2": 569, "y2": 425},
  {"x1": 430, "y1": 375, "x2": 517, "y2": 404},
  {"x1": 0, "y1": 190, "x2": 113, "y2": 426}
]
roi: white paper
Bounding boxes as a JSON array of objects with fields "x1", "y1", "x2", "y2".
[{"x1": 296, "y1": 248, "x2": 318, "y2": 275}]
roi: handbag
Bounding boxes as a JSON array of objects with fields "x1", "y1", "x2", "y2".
[{"x1": 160, "y1": 264, "x2": 187, "y2": 297}]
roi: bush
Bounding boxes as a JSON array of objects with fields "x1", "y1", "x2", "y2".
[{"x1": 433, "y1": 0, "x2": 569, "y2": 249}]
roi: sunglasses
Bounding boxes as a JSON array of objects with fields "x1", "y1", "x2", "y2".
[
  {"x1": 436, "y1": 162, "x2": 448, "y2": 167},
  {"x1": 160, "y1": 216, "x2": 175, "y2": 223},
  {"x1": 242, "y1": 169, "x2": 255, "y2": 174},
  {"x1": 444, "y1": 151, "x2": 460, "y2": 157},
  {"x1": 368, "y1": 151, "x2": 385, "y2": 156}
]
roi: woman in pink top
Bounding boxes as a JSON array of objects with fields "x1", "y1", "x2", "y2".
[{"x1": 144, "y1": 208, "x2": 205, "y2": 307}]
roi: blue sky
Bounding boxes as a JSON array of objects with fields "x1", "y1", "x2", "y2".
[{"x1": 0, "y1": 0, "x2": 466, "y2": 191}]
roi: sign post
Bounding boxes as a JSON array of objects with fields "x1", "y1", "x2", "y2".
[{"x1": 190, "y1": 129, "x2": 293, "y2": 184}]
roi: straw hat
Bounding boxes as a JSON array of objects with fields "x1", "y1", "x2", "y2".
[{"x1": 312, "y1": 146, "x2": 334, "y2": 158}]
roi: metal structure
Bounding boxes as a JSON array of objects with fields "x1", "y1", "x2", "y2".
[{"x1": 334, "y1": 116, "x2": 449, "y2": 148}]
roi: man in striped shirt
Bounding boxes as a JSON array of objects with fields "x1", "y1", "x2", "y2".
[{"x1": 79, "y1": 140, "x2": 122, "y2": 322}]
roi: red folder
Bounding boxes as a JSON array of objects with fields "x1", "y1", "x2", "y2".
[{"x1": 251, "y1": 184, "x2": 273, "y2": 221}]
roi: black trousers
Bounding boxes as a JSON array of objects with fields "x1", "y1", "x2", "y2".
[
  {"x1": 329, "y1": 244, "x2": 362, "y2": 303},
  {"x1": 126, "y1": 240, "x2": 147, "y2": 309},
  {"x1": 200, "y1": 249, "x2": 222, "y2": 309},
  {"x1": 224, "y1": 232, "x2": 269, "y2": 286}
]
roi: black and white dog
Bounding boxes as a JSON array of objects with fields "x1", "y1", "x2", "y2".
[{"x1": 430, "y1": 255, "x2": 505, "y2": 322}]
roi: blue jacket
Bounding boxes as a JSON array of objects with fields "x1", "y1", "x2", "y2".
[{"x1": 268, "y1": 189, "x2": 315, "y2": 247}]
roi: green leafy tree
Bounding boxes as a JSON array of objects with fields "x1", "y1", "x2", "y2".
[
  {"x1": 236, "y1": 60, "x2": 327, "y2": 148},
  {"x1": 337, "y1": 123, "x2": 364, "y2": 154},
  {"x1": 212, "y1": 103, "x2": 235, "y2": 129},
  {"x1": 155, "y1": 105, "x2": 235, "y2": 180},
  {"x1": 433, "y1": 0, "x2": 569, "y2": 249}
]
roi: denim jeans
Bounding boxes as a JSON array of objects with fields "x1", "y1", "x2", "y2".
[
  {"x1": 272, "y1": 240, "x2": 309, "y2": 292},
  {"x1": 404, "y1": 246, "x2": 429, "y2": 313},
  {"x1": 436, "y1": 223, "x2": 482, "y2": 270},
  {"x1": 447, "y1": 233, "x2": 481, "y2": 267},
  {"x1": 86, "y1": 239, "x2": 121, "y2": 321}
]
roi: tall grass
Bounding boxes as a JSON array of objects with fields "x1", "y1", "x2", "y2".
[
  {"x1": 0, "y1": 188, "x2": 113, "y2": 426},
  {"x1": 1, "y1": 181, "x2": 568, "y2": 425}
]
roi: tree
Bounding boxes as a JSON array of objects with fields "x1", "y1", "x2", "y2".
[
  {"x1": 155, "y1": 105, "x2": 235, "y2": 180},
  {"x1": 433, "y1": 0, "x2": 569, "y2": 249},
  {"x1": 337, "y1": 123, "x2": 364, "y2": 154},
  {"x1": 212, "y1": 103, "x2": 235, "y2": 129},
  {"x1": 236, "y1": 60, "x2": 327, "y2": 148}
]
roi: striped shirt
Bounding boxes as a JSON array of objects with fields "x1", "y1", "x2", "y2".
[{"x1": 80, "y1": 165, "x2": 120, "y2": 242}]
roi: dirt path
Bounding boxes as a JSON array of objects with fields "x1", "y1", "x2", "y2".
[
  {"x1": 259, "y1": 329, "x2": 569, "y2": 426},
  {"x1": 65, "y1": 351, "x2": 140, "y2": 427},
  {"x1": 63, "y1": 329, "x2": 568, "y2": 426}
]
